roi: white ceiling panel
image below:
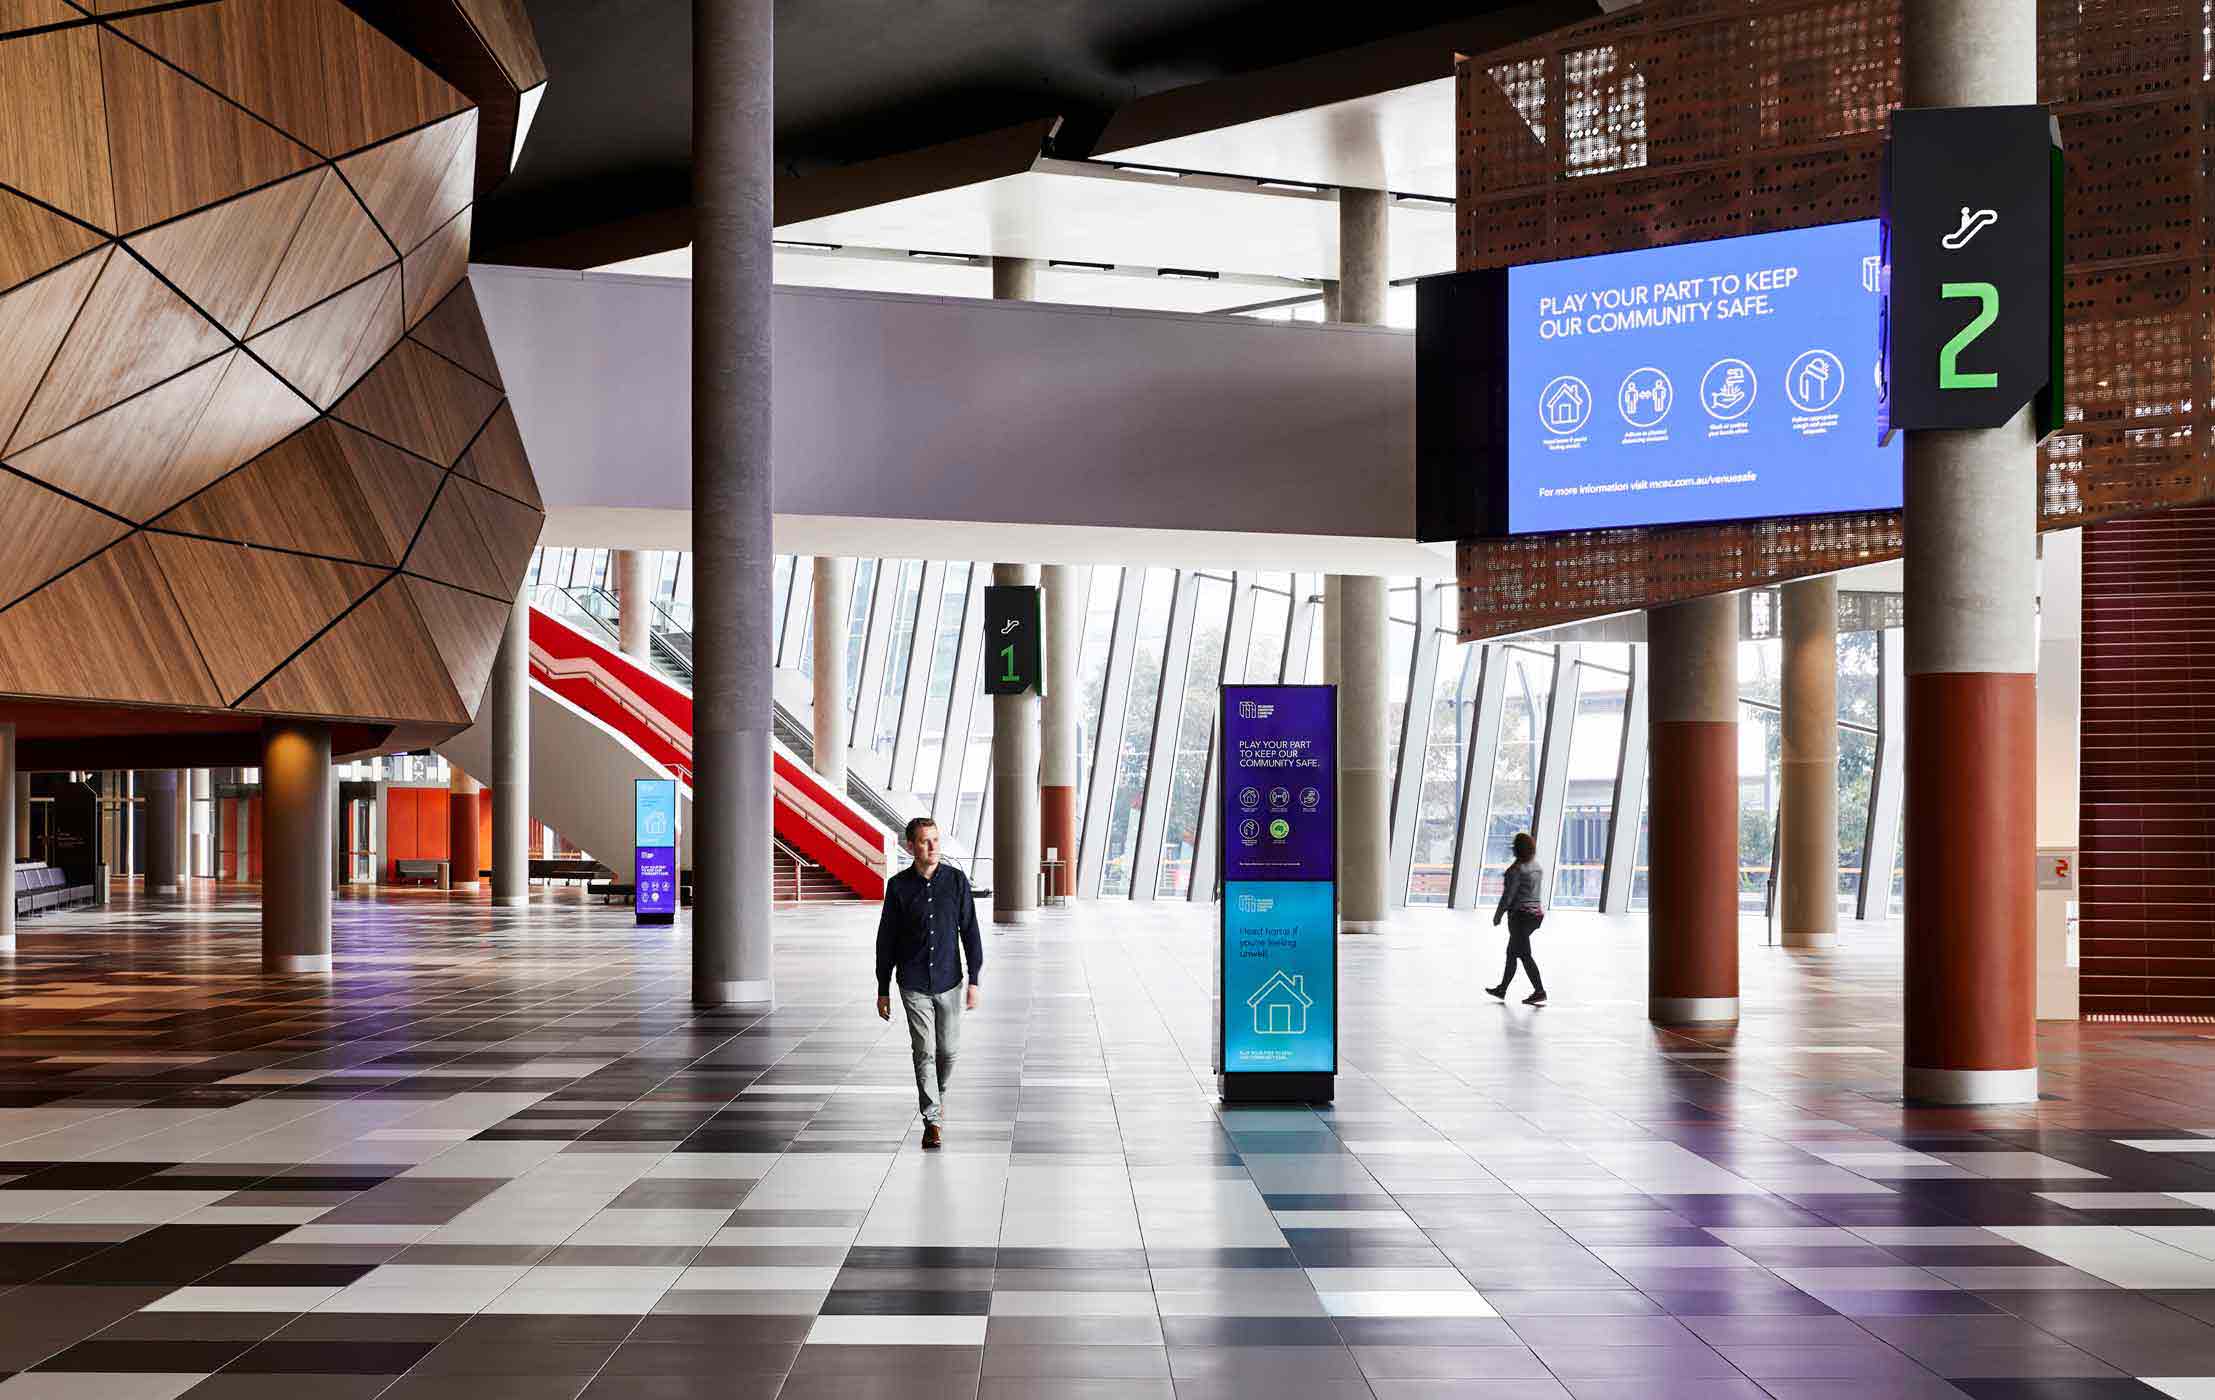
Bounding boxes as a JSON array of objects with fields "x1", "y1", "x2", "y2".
[
  {"x1": 771, "y1": 162, "x2": 1455, "y2": 284},
  {"x1": 1095, "y1": 78, "x2": 1458, "y2": 198}
]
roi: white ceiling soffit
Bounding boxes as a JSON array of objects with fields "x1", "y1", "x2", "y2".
[
  {"x1": 772, "y1": 159, "x2": 1455, "y2": 284},
  {"x1": 1094, "y1": 77, "x2": 1458, "y2": 198},
  {"x1": 540, "y1": 508, "x2": 1455, "y2": 580},
  {"x1": 597, "y1": 244, "x2": 1318, "y2": 314}
]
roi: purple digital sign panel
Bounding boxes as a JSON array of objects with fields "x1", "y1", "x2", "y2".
[{"x1": 1221, "y1": 685, "x2": 1336, "y2": 884}]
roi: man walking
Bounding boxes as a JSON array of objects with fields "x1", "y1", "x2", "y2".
[{"x1": 876, "y1": 816, "x2": 982, "y2": 1149}]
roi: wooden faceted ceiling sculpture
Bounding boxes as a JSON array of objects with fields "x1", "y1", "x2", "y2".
[{"x1": 0, "y1": 0, "x2": 541, "y2": 747}]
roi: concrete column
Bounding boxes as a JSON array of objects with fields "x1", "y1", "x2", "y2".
[
  {"x1": 0, "y1": 726, "x2": 14, "y2": 947},
  {"x1": 492, "y1": 590, "x2": 530, "y2": 907},
  {"x1": 992, "y1": 562, "x2": 1042, "y2": 924},
  {"x1": 1900, "y1": 0, "x2": 2039, "y2": 1106},
  {"x1": 691, "y1": 0, "x2": 775, "y2": 1008},
  {"x1": 14, "y1": 772, "x2": 27, "y2": 863},
  {"x1": 1040, "y1": 563, "x2": 1081, "y2": 897},
  {"x1": 144, "y1": 771, "x2": 179, "y2": 895},
  {"x1": 810, "y1": 556, "x2": 851, "y2": 789},
  {"x1": 993, "y1": 256, "x2": 1037, "y2": 302},
  {"x1": 1336, "y1": 187, "x2": 1387, "y2": 324},
  {"x1": 448, "y1": 768, "x2": 481, "y2": 891},
  {"x1": 615, "y1": 549, "x2": 652, "y2": 662},
  {"x1": 1646, "y1": 593, "x2": 1740, "y2": 1023},
  {"x1": 1330, "y1": 190, "x2": 1390, "y2": 933},
  {"x1": 1333, "y1": 574, "x2": 1389, "y2": 933},
  {"x1": 189, "y1": 769, "x2": 210, "y2": 877},
  {"x1": 1779, "y1": 577, "x2": 1838, "y2": 949},
  {"x1": 260, "y1": 721, "x2": 331, "y2": 973}
]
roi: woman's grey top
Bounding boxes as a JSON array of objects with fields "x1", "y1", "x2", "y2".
[{"x1": 1495, "y1": 860, "x2": 1545, "y2": 917}]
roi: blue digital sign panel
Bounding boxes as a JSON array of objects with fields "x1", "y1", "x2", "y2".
[
  {"x1": 1222, "y1": 685, "x2": 1335, "y2": 884},
  {"x1": 1221, "y1": 881, "x2": 1335, "y2": 1075},
  {"x1": 1506, "y1": 219, "x2": 1900, "y2": 534},
  {"x1": 634, "y1": 778, "x2": 677, "y2": 921}
]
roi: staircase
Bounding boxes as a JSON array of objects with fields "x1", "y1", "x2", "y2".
[{"x1": 774, "y1": 842, "x2": 863, "y2": 903}]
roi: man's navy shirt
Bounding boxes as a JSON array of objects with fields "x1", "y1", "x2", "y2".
[{"x1": 875, "y1": 863, "x2": 984, "y2": 997}]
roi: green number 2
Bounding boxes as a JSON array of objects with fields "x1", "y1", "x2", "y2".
[
  {"x1": 1938, "y1": 281, "x2": 2000, "y2": 390},
  {"x1": 998, "y1": 643, "x2": 1019, "y2": 683}
]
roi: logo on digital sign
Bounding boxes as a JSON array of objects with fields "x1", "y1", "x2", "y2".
[
  {"x1": 1700, "y1": 359, "x2": 1756, "y2": 420},
  {"x1": 1617, "y1": 367, "x2": 1673, "y2": 427},
  {"x1": 1537, "y1": 375, "x2": 1592, "y2": 436},
  {"x1": 1269, "y1": 818, "x2": 1291, "y2": 840},
  {"x1": 1786, "y1": 350, "x2": 1846, "y2": 413},
  {"x1": 1239, "y1": 819, "x2": 1260, "y2": 846},
  {"x1": 1238, "y1": 787, "x2": 1260, "y2": 812}
]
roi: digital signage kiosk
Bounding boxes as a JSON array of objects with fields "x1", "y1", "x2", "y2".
[{"x1": 1217, "y1": 684, "x2": 1337, "y2": 1104}]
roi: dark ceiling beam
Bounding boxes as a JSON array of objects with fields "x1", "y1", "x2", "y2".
[{"x1": 1091, "y1": 0, "x2": 1601, "y2": 158}]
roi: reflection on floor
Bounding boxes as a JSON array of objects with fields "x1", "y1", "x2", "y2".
[{"x1": 0, "y1": 889, "x2": 2205, "y2": 1398}]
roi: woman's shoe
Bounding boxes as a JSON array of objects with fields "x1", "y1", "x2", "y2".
[
  {"x1": 1485, "y1": 985, "x2": 1508, "y2": 999},
  {"x1": 1523, "y1": 991, "x2": 1548, "y2": 1005}
]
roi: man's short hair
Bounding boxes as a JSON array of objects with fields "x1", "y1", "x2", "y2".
[{"x1": 903, "y1": 815, "x2": 938, "y2": 844}]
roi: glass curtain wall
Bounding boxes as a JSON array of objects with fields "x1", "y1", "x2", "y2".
[{"x1": 522, "y1": 549, "x2": 1908, "y2": 914}]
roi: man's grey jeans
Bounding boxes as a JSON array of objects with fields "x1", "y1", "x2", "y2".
[{"x1": 901, "y1": 986, "x2": 963, "y2": 1124}]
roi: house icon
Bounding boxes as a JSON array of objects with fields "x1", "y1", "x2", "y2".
[
  {"x1": 1543, "y1": 379, "x2": 1586, "y2": 430},
  {"x1": 1246, "y1": 970, "x2": 1312, "y2": 1035}
]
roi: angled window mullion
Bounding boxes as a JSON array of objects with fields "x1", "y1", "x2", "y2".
[
  {"x1": 1281, "y1": 578, "x2": 1319, "y2": 684},
  {"x1": 889, "y1": 560, "x2": 947, "y2": 795},
  {"x1": 1076, "y1": 570, "x2": 1140, "y2": 897},
  {"x1": 1129, "y1": 572, "x2": 1198, "y2": 901},
  {"x1": 934, "y1": 570, "x2": 986, "y2": 816},
  {"x1": 1387, "y1": 587, "x2": 1444, "y2": 907},
  {"x1": 1600, "y1": 644, "x2": 1650, "y2": 915},
  {"x1": 1448, "y1": 646, "x2": 1507, "y2": 910},
  {"x1": 1191, "y1": 574, "x2": 1257, "y2": 903},
  {"x1": 1530, "y1": 643, "x2": 1581, "y2": 900},
  {"x1": 1858, "y1": 626, "x2": 1906, "y2": 922}
]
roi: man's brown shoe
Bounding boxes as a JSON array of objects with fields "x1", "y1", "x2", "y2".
[{"x1": 921, "y1": 1123, "x2": 942, "y2": 1150}]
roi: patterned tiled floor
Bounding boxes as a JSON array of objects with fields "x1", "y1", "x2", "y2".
[{"x1": 0, "y1": 888, "x2": 2209, "y2": 1398}]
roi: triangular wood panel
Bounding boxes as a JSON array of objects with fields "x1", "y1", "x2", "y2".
[
  {"x1": 0, "y1": 534, "x2": 223, "y2": 708},
  {"x1": 237, "y1": 577, "x2": 465, "y2": 724},
  {"x1": 0, "y1": 187, "x2": 105, "y2": 295},
  {"x1": 124, "y1": 169, "x2": 320, "y2": 336},
  {"x1": 402, "y1": 479, "x2": 510, "y2": 597},
  {"x1": 0, "y1": 248, "x2": 106, "y2": 455},
  {"x1": 450, "y1": 474, "x2": 541, "y2": 590},
  {"x1": 402, "y1": 575, "x2": 512, "y2": 717},
  {"x1": 145, "y1": 532, "x2": 384, "y2": 703},
  {"x1": 98, "y1": 28, "x2": 321, "y2": 232},
  {"x1": 0, "y1": 471, "x2": 130, "y2": 609},
  {"x1": 335, "y1": 109, "x2": 476, "y2": 255},
  {"x1": 151, "y1": 418, "x2": 396, "y2": 564},
  {"x1": 114, "y1": 0, "x2": 467, "y2": 160},
  {"x1": 456, "y1": 0, "x2": 546, "y2": 88},
  {"x1": 8, "y1": 249, "x2": 232, "y2": 452},
  {"x1": 249, "y1": 168, "x2": 394, "y2": 335},
  {"x1": 0, "y1": 27, "x2": 114, "y2": 230},
  {"x1": 0, "y1": 1, "x2": 82, "y2": 35},
  {"x1": 456, "y1": 403, "x2": 538, "y2": 509},
  {"x1": 336, "y1": 421, "x2": 446, "y2": 562},
  {"x1": 8, "y1": 350, "x2": 317, "y2": 522},
  {"x1": 406, "y1": 280, "x2": 503, "y2": 389},
  {"x1": 400, "y1": 205, "x2": 468, "y2": 330},
  {"x1": 248, "y1": 264, "x2": 402, "y2": 408},
  {"x1": 331, "y1": 338, "x2": 502, "y2": 467}
]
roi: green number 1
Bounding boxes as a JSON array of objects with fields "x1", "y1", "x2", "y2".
[
  {"x1": 1938, "y1": 281, "x2": 2000, "y2": 390},
  {"x1": 998, "y1": 643, "x2": 1019, "y2": 683}
]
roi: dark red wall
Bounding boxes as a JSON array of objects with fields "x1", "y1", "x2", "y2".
[{"x1": 2081, "y1": 508, "x2": 2215, "y2": 1015}]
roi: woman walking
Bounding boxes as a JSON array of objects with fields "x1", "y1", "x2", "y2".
[{"x1": 1488, "y1": 832, "x2": 1548, "y2": 1005}]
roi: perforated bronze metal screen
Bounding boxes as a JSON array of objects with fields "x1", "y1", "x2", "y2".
[{"x1": 1454, "y1": 0, "x2": 2215, "y2": 641}]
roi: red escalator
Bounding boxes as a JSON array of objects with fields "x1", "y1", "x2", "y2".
[{"x1": 527, "y1": 607, "x2": 891, "y2": 900}]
